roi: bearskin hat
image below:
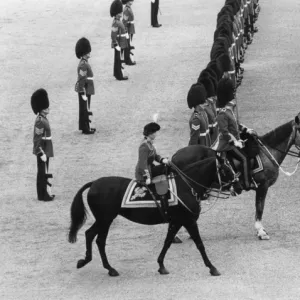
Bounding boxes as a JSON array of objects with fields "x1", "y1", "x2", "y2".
[
  {"x1": 217, "y1": 78, "x2": 234, "y2": 108},
  {"x1": 143, "y1": 122, "x2": 160, "y2": 136},
  {"x1": 122, "y1": 0, "x2": 133, "y2": 3},
  {"x1": 199, "y1": 76, "x2": 216, "y2": 98},
  {"x1": 110, "y1": 0, "x2": 123, "y2": 17},
  {"x1": 75, "y1": 37, "x2": 91, "y2": 59},
  {"x1": 31, "y1": 88, "x2": 49, "y2": 114},
  {"x1": 216, "y1": 53, "x2": 232, "y2": 74},
  {"x1": 207, "y1": 60, "x2": 222, "y2": 81},
  {"x1": 187, "y1": 83, "x2": 207, "y2": 109}
]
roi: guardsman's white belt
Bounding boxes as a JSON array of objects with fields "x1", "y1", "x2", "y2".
[
  {"x1": 200, "y1": 129, "x2": 210, "y2": 137},
  {"x1": 42, "y1": 136, "x2": 52, "y2": 140},
  {"x1": 128, "y1": 21, "x2": 135, "y2": 24},
  {"x1": 87, "y1": 77, "x2": 94, "y2": 80},
  {"x1": 117, "y1": 34, "x2": 127, "y2": 37}
]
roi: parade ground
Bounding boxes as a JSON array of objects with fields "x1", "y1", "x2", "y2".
[{"x1": 1, "y1": 0, "x2": 300, "y2": 299}]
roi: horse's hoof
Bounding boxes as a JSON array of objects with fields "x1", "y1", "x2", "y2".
[
  {"x1": 172, "y1": 236, "x2": 182, "y2": 244},
  {"x1": 210, "y1": 267, "x2": 221, "y2": 276},
  {"x1": 77, "y1": 259, "x2": 88, "y2": 269},
  {"x1": 158, "y1": 267, "x2": 169, "y2": 275},
  {"x1": 108, "y1": 268, "x2": 119, "y2": 277},
  {"x1": 258, "y1": 234, "x2": 270, "y2": 240}
]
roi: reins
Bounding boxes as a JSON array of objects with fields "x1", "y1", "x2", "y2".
[{"x1": 255, "y1": 135, "x2": 300, "y2": 177}]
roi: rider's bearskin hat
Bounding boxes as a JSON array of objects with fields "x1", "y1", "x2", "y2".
[
  {"x1": 217, "y1": 78, "x2": 235, "y2": 108},
  {"x1": 31, "y1": 88, "x2": 49, "y2": 115},
  {"x1": 110, "y1": 0, "x2": 123, "y2": 17},
  {"x1": 187, "y1": 83, "x2": 207, "y2": 109},
  {"x1": 143, "y1": 122, "x2": 160, "y2": 136},
  {"x1": 75, "y1": 37, "x2": 91, "y2": 59},
  {"x1": 216, "y1": 53, "x2": 232, "y2": 74}
]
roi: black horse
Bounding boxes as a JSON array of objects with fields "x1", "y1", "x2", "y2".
[
  {"x1": 68, "y1": 151, "x2": 240, "y2": 277},
  {"x1": 173, "y1": 113, "x2": 300, "y2": 240}
]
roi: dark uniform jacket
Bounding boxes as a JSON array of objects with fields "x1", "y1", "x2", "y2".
[
  {"x1": 212, "y1": 106, "x2": 246, "y2": 152},
  {"x1": 135, "y1": 139, "x2": 162, "y2": 181},
  {"x1": 111, "y1": 18, "x2": 128, "y2": 49},
  {"x1": 33, "y1": 114, "x2": 54, "y2": 157},
  {"x1": 75, "y1": 58, "x2": 95, "y2": 95},
  {"x1": 123, "y1": 4, "x2": 135, "y2": 34},
  {"x1": 204, "y1": 98, "x2": 218, "y2": 144},
  {"x1": 189, "y1": 105, "x2": 211, "y2": 147}
]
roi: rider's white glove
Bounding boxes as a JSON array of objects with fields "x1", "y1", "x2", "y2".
[
  {"x1": 82, "y1": 94, "x2": 87, "y2": 101},
  {"x1": 115, "y1": 45, "x2": 121, "y2": 51},
  {"x1": 161, "y1": 158, "x2": 169, "y2": 165},
  {"x1": 247, "y1": 128, "x2": 257, "y2": 136},
  {"x1": 234, "y1": 140, "x2": 244, "y2": 149},
  {"x1": 40, "y1": 154, "x2": 47, "y2": 162},
  {"x1": 145, "y1": 178, "x2": 151, "y2": 185}
]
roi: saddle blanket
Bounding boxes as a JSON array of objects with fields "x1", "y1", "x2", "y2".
[
  {"x1": 252, "y1": 154, "x2": 263, "y2": 174},
  {"x1": 121, "y1": 176, "x2": 178, "y2": 209}
]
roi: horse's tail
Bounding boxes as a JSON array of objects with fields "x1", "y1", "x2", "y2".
[{"x1": 68, "y1": 181, "x2": 93, "y2": 243}]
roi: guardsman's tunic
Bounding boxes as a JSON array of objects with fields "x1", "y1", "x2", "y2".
[
  {"x1": 189, "y1": 105, "x2": 211, "y2": 147},
  {"x1": 135, "y1": 139, "x2": 163, "y2": 181},
  {"x1": 75, "y1": 58, "x2": 95, "y2": 96},
  {"x1": 33, "y1": 114, "x2": 54, "y2": 157},
  {"x1": 123, "y1": 4, "x2": 135, "y2": 35},
  {"x1": 111, "y1": 18, "x2": 128, "y2": 49}
]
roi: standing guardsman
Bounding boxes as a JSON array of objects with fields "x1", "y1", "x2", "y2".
[
  {"x1": 187, "y1": 83, "x2": 211, "y2": 147},
  {"x1": 75, "y1": 37, "x2": 96, "y2": 134},
  {"x1": 151, "y1": 0, "x2": 161, "y2": 28},
  {"x1": 31, "y1": 89, "x2": 55, "y2": 201},
  {"x1": 198, "y1": 75, "x2": 218, "y2": 145},
  {"x1": 111, "y1": 0, "x2": 129, "y2": 81},
  {"x1": 122, "y1": 0, "x2": 136, "y2": 65}
]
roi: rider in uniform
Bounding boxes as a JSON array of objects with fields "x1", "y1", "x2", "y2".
[
  {"x1": 212, "y1": 78, "x2": 256, "y2": 191},
  {"x1": 75, "y1": 37, "x2": 96, "y2": 134},
  {"x1": 135, "y1": 121, "x2": 170, "y2": 217},
  {"x1": 187, "y1": 83, "x2": 211, "y2": 147},
  {"x1": 111, "y1": 0, "x2": 129, "y2": 80},
  {"x1": 122, "y1": 0, "x2": 136, "y2": 65},
  {"x1": 31, "y1": 89, "x2": 55, "y2": 201}
]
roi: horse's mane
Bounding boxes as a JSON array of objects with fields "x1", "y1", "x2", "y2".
[
  {"x1": 180, "y1": 157, "x2": 216, "y2": 172},
  {"x1": 260, "y1": 120, "x2": 293, "y2": 147}
]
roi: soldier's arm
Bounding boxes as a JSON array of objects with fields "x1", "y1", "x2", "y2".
[
  {"x1": 189, "y1": 118, "x2": 200, "y2": 145},
  {"x1": 77, "y1": 63, "x2": 88, "y2": 94},
  {"x1": 111, "y1": 23, "x2": 119, "y2": 47},
  {"x1": 138, "y1": 144, "x2": 151, "y2": 180},
  {"x1": 34, "y1": 118, "x2": 45, "y2": 155}
]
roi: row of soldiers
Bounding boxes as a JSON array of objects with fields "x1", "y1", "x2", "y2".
[
  {"x1": 30, "y1": 0, "x2": 163, "y2": 201},
  {"x1": 74, "y1": 0, "x2": 162, "y2": 135},
  {"x1": 188, "y1": 0, "x2": 260, "y2": 149}
]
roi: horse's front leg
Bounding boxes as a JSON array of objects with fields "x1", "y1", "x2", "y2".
[
  {"x1": 255, "y1": 183, "x2": 270, "y2": 240},
  {"x1": 184, "y1": 220, "x2": 220, "y2": 276},
  {"x1": 157, "y1": 222, "x2": 182, "y2": 275}
]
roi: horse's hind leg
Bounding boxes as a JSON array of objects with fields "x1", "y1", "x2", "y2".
[
  {"x1": 184, "y1": 221, "x2": 220, "y2": 276},
  {"x1": 95, "y1": 220, "x2": 119, "y2": 277},
  {"x1": 157, "y1": 221, "x2": 182, "y2": 275},
  {"x1": 77, "y1": 222, "x2": 98, "y2": 269}
]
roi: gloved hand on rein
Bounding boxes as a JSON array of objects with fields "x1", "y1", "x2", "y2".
[{"x1": 145, "y1": 178, "x2": 151, "y2": 185}]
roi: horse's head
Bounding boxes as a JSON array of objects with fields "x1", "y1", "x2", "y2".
[{"x1": 217, "y1": 157, "x2": 243, "y2": 195}]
